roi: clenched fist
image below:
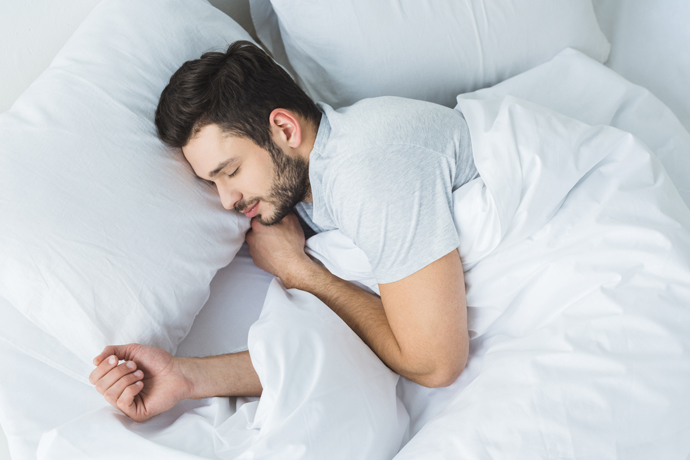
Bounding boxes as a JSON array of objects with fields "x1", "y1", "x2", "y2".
[{"x1": 245, "y1": 213, "x2": 316, "y2": 289}]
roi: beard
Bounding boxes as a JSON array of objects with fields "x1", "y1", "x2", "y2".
[{"x1": 235, "y1": 139, "x2": 310, "y2": 226}]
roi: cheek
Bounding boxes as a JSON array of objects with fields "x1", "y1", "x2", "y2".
[
  {"x1": 244, "y1": 159, "x2": 275, "y2": 195},
  {"x1": 261, "y1": 156, "x2": 278, "y2": 185}
]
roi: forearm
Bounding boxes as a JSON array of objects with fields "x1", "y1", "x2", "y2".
[
  {"x1": 178, "y1": 351, "x2": 262, "y2": 399},
  {"x1": 287, "y1": 262, "x2": 434, "y2": 383}
]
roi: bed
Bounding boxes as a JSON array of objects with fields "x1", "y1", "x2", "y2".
[{"x1": 1, "y1": 0, "x2": 689, "y2": 459}]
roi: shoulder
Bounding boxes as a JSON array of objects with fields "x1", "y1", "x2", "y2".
[
  {"x1": 335, "y1": 97, "x2": 462, "y2": 133},
  {"x1": 326, "y1": 97, "x2": 467, "y2": 163}
]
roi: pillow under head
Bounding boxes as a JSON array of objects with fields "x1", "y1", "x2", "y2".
[
  {"x1": 0, "y1": 0, "x2": 254, "y2": 365},
  {"x1": 250, "y1": 0, "x2": 611, "y2": 108}
]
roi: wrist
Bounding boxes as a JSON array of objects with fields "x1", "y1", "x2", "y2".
[
  {"x1": 175, "y1": 356, "x2": 200, "y2": 400},
  {"x1": 282, "y1": 256, "x2": 331, "y2": 291},
  {"x1": 175, "y1": 352, "x2": 262, "y2": 399}
]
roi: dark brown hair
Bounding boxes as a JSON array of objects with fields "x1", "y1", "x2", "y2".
[{"x1": 154, "y1": 40, "x2": 321, "y2": 154}]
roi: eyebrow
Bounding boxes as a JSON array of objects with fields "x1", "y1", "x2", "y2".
[{"x1": 208, "y1": 158, "x2": 237, "y2": 179}]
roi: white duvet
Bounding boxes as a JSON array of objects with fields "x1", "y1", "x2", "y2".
[
  {"x1": 36, "y1": 51, "x2": 690, "y2": 459},
  {"x1": 309, "y1": 96, "x2": 690, "y2": 458},
  {"x1": 393, "y1": 97, "x2": 690, "y2": 458}
]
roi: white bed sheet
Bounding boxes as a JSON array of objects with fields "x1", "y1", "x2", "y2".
[
  {"x1": 29, "y1": 48, "x2": 690, "y2": 458},
  {"x1": 303, "y1": 49, "x2": 690, "y2": 450},
  {"x1": 308, "y1": 95, "x2": 690, "y2": 458},
  {"x1": 2, "y1": 48, "x2": 690, "y2": 459},
  {"x1": 2, "y1": 0, "x2": 690, "y2": 458}
]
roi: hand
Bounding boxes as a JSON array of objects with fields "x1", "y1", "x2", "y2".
[
  {"x1": 89, "y1": 344, "x2": 192, "y2": 423},
  {"x1": 245, "y1": 213, "x2": 315, "y2": 289}
]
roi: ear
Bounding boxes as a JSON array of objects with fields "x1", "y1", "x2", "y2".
[{"x1": 269, "y1": 108, "x2": 303, "y2": 148}]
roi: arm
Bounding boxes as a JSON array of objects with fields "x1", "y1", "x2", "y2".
[
  {"x1": 246, "y1": 214, "x2": 469, "y2": 388},
  {"x1": 182, "y1": 351, "x2": 262, "y2": 399}
]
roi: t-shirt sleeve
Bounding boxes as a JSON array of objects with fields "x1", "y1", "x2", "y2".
[{"x1": 326, "y1": 144, "x2": 459, "y2": 284}]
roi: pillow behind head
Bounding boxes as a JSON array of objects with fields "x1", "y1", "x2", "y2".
[
  {"x1": 250, "y1": 0, "x2": 610, "y2": 108},
  {"x1": 0, "y1": 0, "x2": 255, "y2": 365}
]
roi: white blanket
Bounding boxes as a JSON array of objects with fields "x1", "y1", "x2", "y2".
[
  {"x1": 36, "y1": 52, "x2": 690, "y2": 459},
  {"x1": 308, "y1": 95, "x2": 690, "y2": 458},
  {"x1": 397, "y1": 98, "x2": 690, "y2": 458}
]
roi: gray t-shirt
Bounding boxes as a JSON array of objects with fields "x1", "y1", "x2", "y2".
[{"x1": 295, "y1": 97, "x2": 477, "y2": 284}]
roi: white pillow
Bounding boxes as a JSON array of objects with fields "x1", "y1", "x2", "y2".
[
  {"x1": 0, "y1": 0, "x2": 254, "y2": 365},
  {"x1": 249, "y1": 0, "x2": 611, "y2": 108}
]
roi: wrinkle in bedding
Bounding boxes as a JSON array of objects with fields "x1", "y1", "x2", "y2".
[
  {"x1": 5, "y1": 49, "x2": 690, "y2": 460},
  {"x1": 36, "y1": 94, "x2": 690, "y2": 459}
]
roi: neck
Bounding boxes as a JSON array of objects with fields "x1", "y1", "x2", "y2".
[
  {"x1": 295, "y1": 114, "x2": 320, "y2": 203},
  {"x1": 295, "y1": 113, "x2": 321, "y2": 162}
]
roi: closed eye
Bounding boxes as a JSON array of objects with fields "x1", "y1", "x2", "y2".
[{"x1": 228, "y1": 167, "x2": 240, "y2": 179}]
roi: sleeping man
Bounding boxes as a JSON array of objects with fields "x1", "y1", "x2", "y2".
[{"x1": 89, "y1": 41, "x2": 476, "y2": 423}]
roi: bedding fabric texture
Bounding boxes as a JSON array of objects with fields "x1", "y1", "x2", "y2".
[
  {"x1": 249, "y1": 0, "x2": 610, "y2": 109},
  {"x1": 0, "y1": 0, "x2": 254, "y2": 366},
  {"x1": 463, "y1": 48, "x2": 690, "y2": 209},
  {"x1": 0, "y1": 244, "x2": 275, "y2": 459},
  {"x1": 309, "y1": 96, "x2": 690, "y2": 458},
  {"x1": 24, "y1": 49, "x2": 690, "y2": 460},
  {"x1": 36, "y1": 279, "x2": 410, "y2": 460}
]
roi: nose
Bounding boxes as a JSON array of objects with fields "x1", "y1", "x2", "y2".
[{"x1": 217, "y1": 183, "x2": 241, "y2": 211}]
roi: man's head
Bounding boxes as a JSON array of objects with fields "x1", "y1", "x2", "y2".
[{"x1": 155, "y1": 41, "x2": 321, "y2": 225}]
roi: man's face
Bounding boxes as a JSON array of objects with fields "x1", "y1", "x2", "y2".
[{"x1": 182, "y1": 123, "x2": 310, "y2": 225}]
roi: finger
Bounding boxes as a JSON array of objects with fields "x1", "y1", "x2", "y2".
[
  {"x1": 93, "y1": 348, "x2": 114, "y2": 366},
  {"x1": 251, "y1": 217, "x2": 264, "y2": 230},
  {"x1": 117, "y1": 381, "x2": 145, "y2": 421},
  {"x1": 93, "y1": 361, "x2": 138, "y2": 394},
  {"x1": 92, "y1": 344, "x2": 136, "y2": 366},
  {"x1": 103, "y1": 369, "x2": 144, "y2": 407},
  {"x1": 89, "y1": 354, "x2": 120, "y2": 384}
]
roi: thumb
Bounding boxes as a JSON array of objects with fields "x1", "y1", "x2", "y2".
[{"x1": 92, "y1": 344, "x2": 139, "y2": 366}]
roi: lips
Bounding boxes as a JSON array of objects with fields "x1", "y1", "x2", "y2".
[{"x1": 243, "y1": 201, "x2": 260, "y2": 218}]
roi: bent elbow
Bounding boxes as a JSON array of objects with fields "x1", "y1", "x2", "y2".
[
  {"x1": 422, "y1": 368, "x2": 462, "y2": 389},
  {"x1": 416, "y1": 357, "x2": 467, "y2": 389}
]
